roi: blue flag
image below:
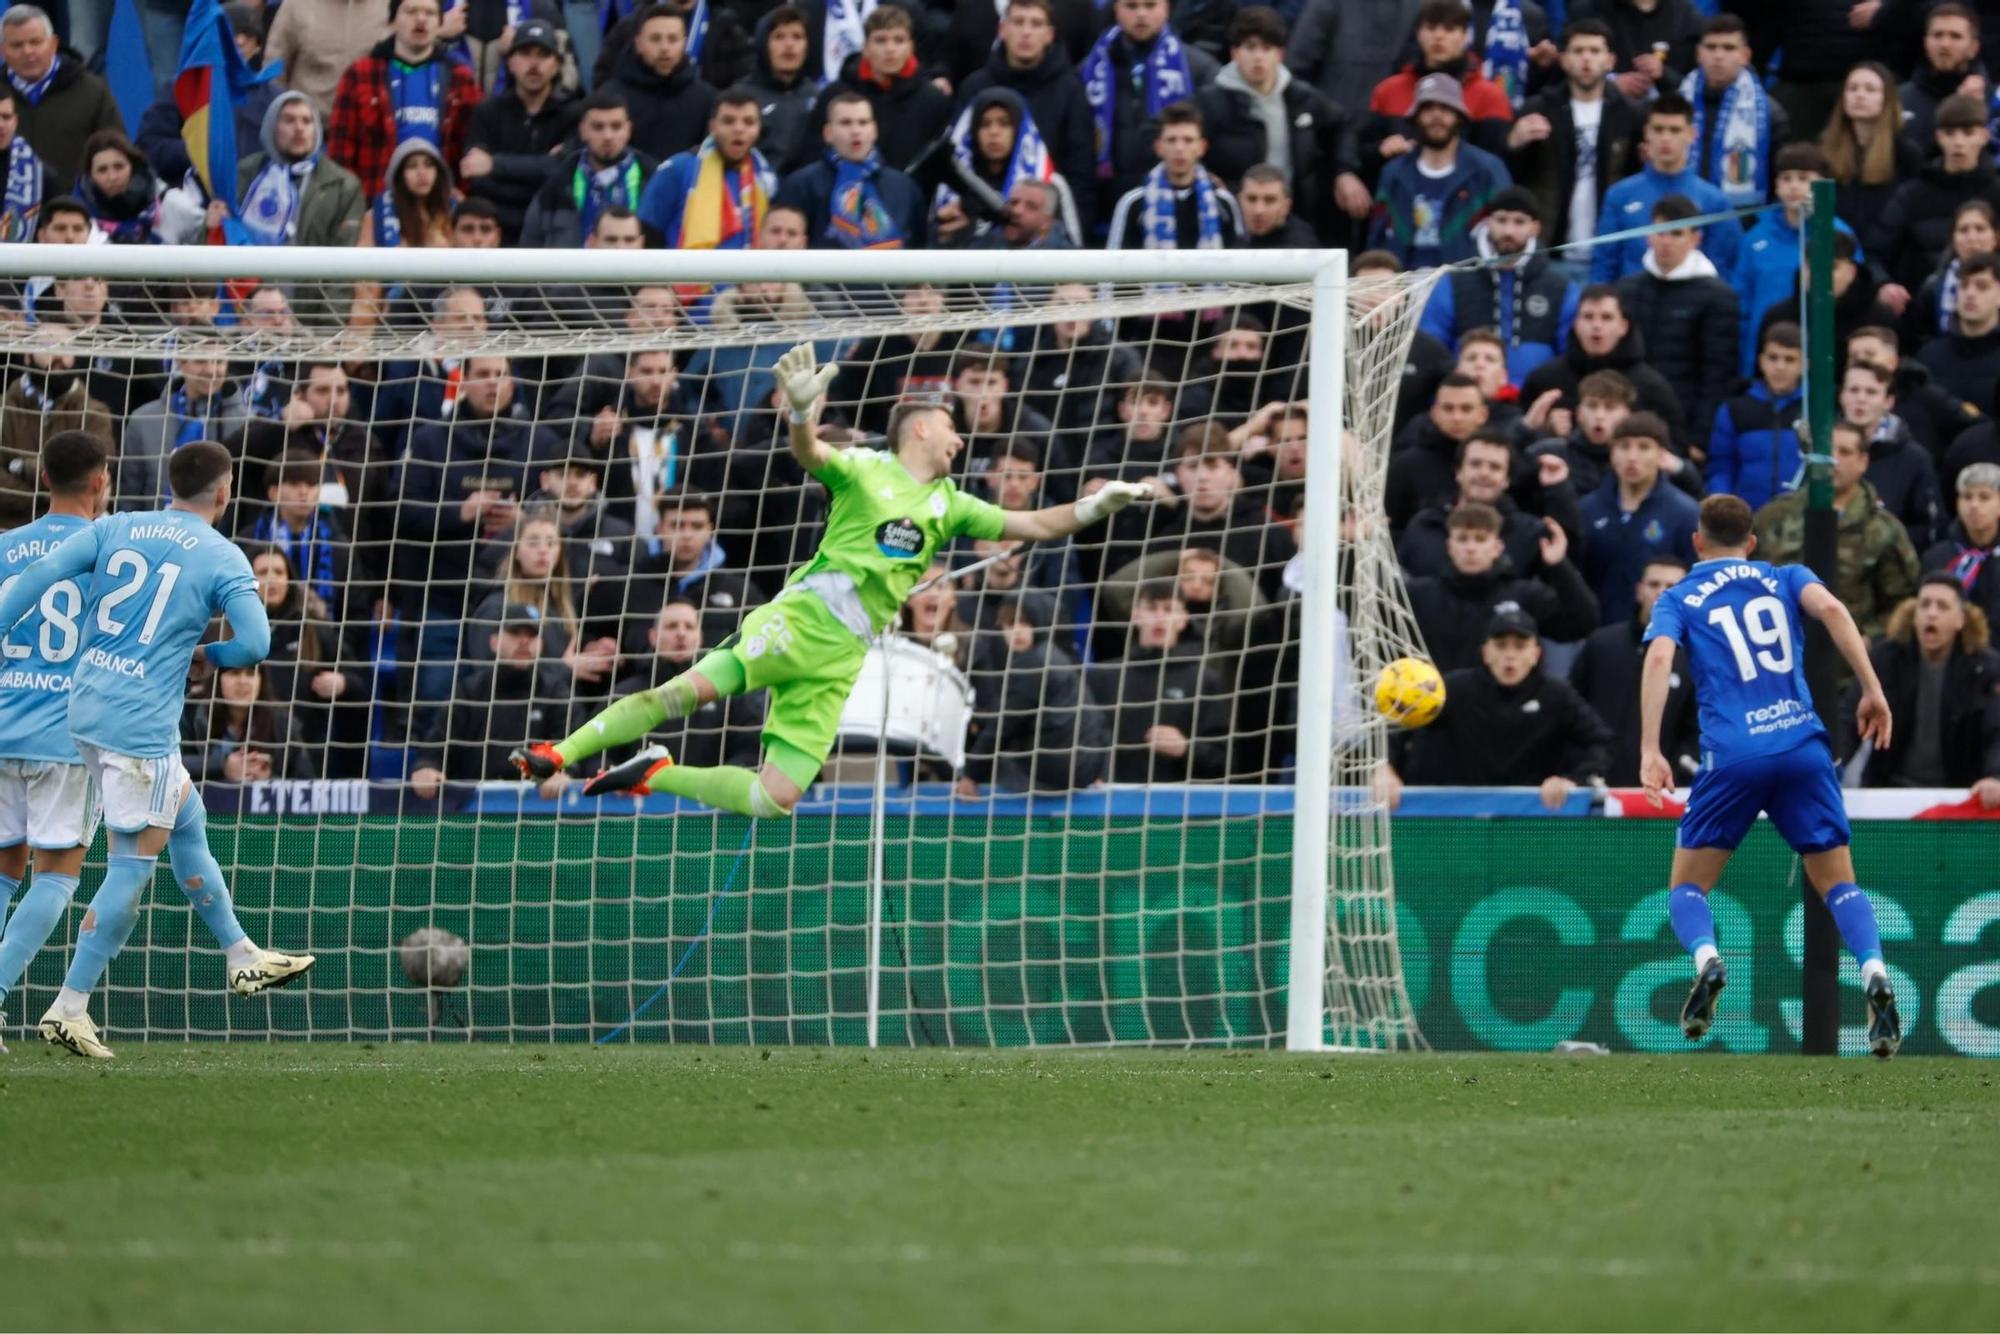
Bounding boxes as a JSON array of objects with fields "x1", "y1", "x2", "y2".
[
  {"x1": 104, "y1": 0, "x2": 155, "y2": 135},
  {"x1": 174, "y1": 0, "x2": 280, "y2": 241}
]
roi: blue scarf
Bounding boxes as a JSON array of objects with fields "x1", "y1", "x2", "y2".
[
  {"x1": 1081, "y1": 25, "x2": 1193, "y2": 181},
  {"x1": 823, "y1": 0, "x2": 878, "y2": 83},
  {"x1": 253, "y1": 511, "x2": 339, "y2": 610},
  {"x1": 1482, "y1": 0, "x2": 1530, "y2": 113},
  {"x1": 245, "y1": 360, "x2": 286, "y2": 419},
  {"x1": 241, "y1": 150, "x2": 317, "y2": 245},
  {"x1": 1940, "y1": 257, "x2": 1963, "y2": 334},
  {"x1": 388, "y1": 58, "x2": 445, "y2": 147},
  {"x1": 1680, "y1": 65, "x2": 1770, "y2": 209},
  {"x1": 0, "y1": 134, "x2": 41, "y2": 242},
  {"x1": 935, "y1": 92, "x2": 1055, "y2": 218},
  {"x1": 825, "y1": 147, "x2": 903, "y2": 248},
  {"x1": 1140, "y1": 162, "x2": 1223, "y2": 252},
  {"x1": 169, "y1": 386, "x2": 221, "y2": 495},
  {"x1": 686, "y1": 0, "x2": 709, "y2": 59},
  {"x1": 8, "y1": 56, "x2": 57, "y2": 106},
  {"x1": 571, "y1": 150, "x2": 644, "y2": 237},
  {"x1": 372, "y1": 191, "x2": 403, "y2": 247}
]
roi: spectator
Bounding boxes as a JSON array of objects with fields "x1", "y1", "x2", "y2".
[
  {"x1": 621, "y1": 492, "x2": 765, "y2": 655},
  {"x1": 359, "y1": 138, "x2": 454, "y2": 249},
  {"x1": 1755, "y1": 228, "x2": 1900, "y2": 363},
  {"x1": 1381, "y1": 605, "x2": 1612, "y2": 807},
  {"x1": 0, "y1": 350, "x2": 112, "y2": 528},
  {"x1": 1419, "y1": 185, "x2": 1578, "y2": 384},
  {"x1": 233, "y1": 92, "x2": 366, "y2": 250},
  {"x1": 947, "y1": 351, "x2": 1058, "y2": 474},
  {"x1": 0, "y1": 4, "x2": 120, "y2": 189},
  {"x1": 1846, "y1": 574, "x2": 2000, "y2": 803},
  {"x1": 186, "y1": 664, "x2": 318, "y2": 784},
  {"x1": 1918, "y1": 250, "x2": 2000, "y2": 411},
  {"x1": 1615, "y1": 193, "x2": 1739, "y2": 438},
  {"x1": 1908, "y1": 200, "x2": 1997, "y2": 349},
  {"x1": 242, "y1": 450, "x2": 357, "y2": 626},
  {"x1": 327, "y1": 0, "x2": 483, "y2": 200},
  {"x1": 1235, "y1": 163, "x2": 1318, "y2": 247},
  {"x1": 1923, "y1": 462, "x2": 2000, "y2": 627},
  {"x1": 962, "y1": 594, "x2": 1107, "y2": 795},
  {"x1": 741, "y1": 6, "x2": 815, "y2": 173},
  {"x1": 602, "y1": 598, "x2": 766, "y2": 769},
  {"x1": 1753, "y1": 419, "x2": 1921, "y2": 638},
  {"x1": 638, "y1": 89, "x2": 773, "y2": 253},
  {"x1": 1568, "y1": 0, "x2": 1702, "y2": 103},
  {"x1": 1079, "y1": 0, "x2": 1221, "y2": 235},
  {"x1": 1708, "y1": 322, "x2": 1805, "y2": 511},
  {"x1": 1125, "y1": 424, "x2": 1291, "y2": 597},
  {"x1": 928, "y1": 89, "x2": 1079, "y2": 250},
  {"x1": 1841, "y1": 358, "x2": 1944, "y2": 548},
  {"x1": 1820, "y1": 61, "x2": 1920, "y2": 232},
  {"x1": 599, "y1": 2, "x2": 716, "y2": 163},
  {"x1": 1578, "y1": 411, "x2": 1701, "y2": 625},
  {"x1": 468, "y1": 507, "x2": 619, "y2": 692},
  {"x1": 1534, "y1": 367, "x2": 1634, "y2": 497},
  {"x1": 522, "y1": 91, "x2": 655, "y2": 249},
  {"x1": 119, "y1": 340, "x2": 250, "y2": 508},
  {"x1": 797, "y1": 4, "x2": 951, "y2": 174},
  {"x1": 1677, "y1": 15, "x2": 1787, "y2": 213},
  {"x1": 240, "y1": 540, "x2": 364, "y2": 773},
  {"x1": 266, "y1": 0, "x2": 394, "y2": 120},
  {"x1": 971, "y1": 177, "x2": 1074, "y2": 253},
  {"x1": 1107, "y1": 100, "x2": 1246, "y2": 252},
  {"x1": 1084, "y1": 375, "x2": 1179, "y2": 482},
  {"x1": 1402, "y1": 500, "x2": 1596, "y2": 670},
  {"x1": 410, "y1": 604, "x2": 578, "y2": 801},
  {"x1": 1506, "y1": 19, "x2": 1641, "y2": 265},
  {"x1": 1520, "y1": 283, "x2": 1687, "y2": 443},
  {"x1": 1387, "y1": 371, "x2": 1489, "y2": 531},
  {"x1": 1899, "y1": 2, "x2": 1985, "y2": 146},
  {"x1": 0, "y1": 84, "x2": 49, "y2": 241},
  {"x1": 1352, "y1": 248, "x2": 1457, "y2": 433},
  {"x1": 1570, "y1": 554, "x2": 1701, "y2": 786},
  {"x1": 899, "y1": 558, "x2": 978, "y2": 673},
  {"x1": 237, "y1": 362, "x2": 396, "y2": 589},
  {"x1": 773, "y1": 91, "x2": 925, "y2": 249},
  {"x1": 234, "y1": 286, "x2": 299, "y2": 421},
  {"x1": 1871, "y1": 92, "x2": 2000, "y2": 292},
  {"x1": 1367, "y1": 73, "x2": 1512, "y2": 267},
  {"x1": 1590, "y1": 93, "x2": 1739, "y2": 284},
  {"x1": 1086, "y1": 579, "x2": 1233, "y2": 782},
  {"x1": 1400, "y1": 428, "x2": 1575, "y2": 578},
  {"x1": 1195, "y1": 7, "x2": 1365, "y2": 239},
  {"x1": 555, "y1": 346, "x2": 716, "y2": 536},
  {"x1": 957, "y1": 0, "x2": 1097, "y2": 225},
  {"x1": 70, "y1": 129, "x2": 163, "y2": 245},
  {"x1": 529, "y1": 454, "x2": 636, "y2": 592},
  {"x1": 460, "y1": 19, "x2": 579, "y2": 246},
  {"x1": 1365, "y1": 0, "x2": 1515, "y2": 169},
  {"x1": 1285, "y1": 0, "x2": 1421, "y2": 124},
  {"x1": 1734, "y1": 144, "x2": 1840, "y2": 376}
]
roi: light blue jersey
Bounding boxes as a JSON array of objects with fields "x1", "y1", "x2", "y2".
[
  {"x1": 0, "y1": 508, "x2": 270, "y2": 760},
  {"x1": 0, "y1": 512, "x2": 92, "y2": 762},
  {"x1": 1644, "y1": 558, "x2": 1826, "y2": 770}
]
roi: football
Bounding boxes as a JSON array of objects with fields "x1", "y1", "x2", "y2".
[
  {"x1": 399, "y1": 927, "x2": 470, "y2": 989},
  {"x1": 1374, "y1": 656, "x2": 1446, "y2": 728}
]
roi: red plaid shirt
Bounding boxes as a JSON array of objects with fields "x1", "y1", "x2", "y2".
[{"x1": 327, "y1": 51, "x2": 482, "y2": 199}]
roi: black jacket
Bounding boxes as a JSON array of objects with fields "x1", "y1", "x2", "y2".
[
  {"x1": 741, "y1": 10, "x2": 818, "y2": 171},
  {"x1": 1891, "y1": 358, "x2": 1984, "y2": 466},
  {"x1": 1397, "y1": 331, "x2": 1455, "y2": 435},
  {"x1": 1902, "y1": 59, "x2": 1990, "y2": 146},
  {"x1": 463, "y1": 86, "x2": 582, "y2": 244},
  {"x1": 1091, "y1": 31, "x2": 1223, "y2": 231},
  {"x1": 1509, "y1": 87, "x2": 1643, "y2": 249},
  {"x1": 415, "y1": 660, "x2": 578, "y2": 788},
  {"x1": 1846, "y1": 637, "x2": 2000, "y2": 786},
  {"x1": 1194, "y1": 74, "x2": 1356, "y2": 237},
  {"x1": 1922, "y1": 520, "x2": 2000, "y2": 627},
  {"x1": 1569, "y1": 614, "x2": 1701, "y2": 786},
  {"x1": 772, "y1": 156, "x2": 928, "y2": 249},
  {"x1": 1086, "y1": 640, "x2": 1233, "y2": 783},
  {"x1": 1870, "y1": 154, "x2": 2000, "y2": 290},
  {"x1": 966, "y1": 620, "x2": 1108, "y2": 791},
  {"x1": 940, "y1": 0, "x2": 1100, "y2": 85},
  {"x1": 600, "y1": 47, "x2": 717, "y2": 163},
  {"x1": 1757, "y1": 266, "x2": 1902, "y2": 372},
  {"x1": 1866, "y1": 422, "x2": 1945, "y2": 550},
  {"x1": 1019, "y1": 323, "x2": 1146, "y2": 443},
  {"x1": 794, "y1": 53, "x2": 956, "y2": 174},
  {"x1": 1394, "y1": 665, "x2": 1613, "y2": 786},
  {"x1": 1614, "y1": 261, "x2": 1741, "y2": 440},
  {"x1": 395, "y1": 413, "x2": 552, "y2": 615},
  {"x1": 1138, "y1": 497, "x2": 1299, "y2": 599},
  {"x1": 1566, "y1": 0, "x2": 1702, "y2": 87},
  {"x1": 1385, "y1": 418, "x2": 1470, "y2": 534},
  {"x1": 958, "y1": 41, "x2": 1100, "y2": 226},
  {"x1": 1520, "y1": 323, "x2": 1689, "y2": 446},
  {"x1": 1918, "y1": 324, "x2": 2000, "y2": 418},
  {"x1": 1403, "y1": 557, "x2": 1601, "y2": 671},
  {"x1": 1942, "y1": 419, "x2": 2000, "y2": 496}
]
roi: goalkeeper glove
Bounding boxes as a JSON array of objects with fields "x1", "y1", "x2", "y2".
[
  {"x1": 775, "y1": 343, "x2": 838, "y2": 422},
  {"x1": 1073, "y1": 480, "x2": 1151, "y2": 527}
]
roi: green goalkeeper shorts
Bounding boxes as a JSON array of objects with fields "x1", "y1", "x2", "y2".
[{"x1": 719, "y1": 592, "x2": 869, "y2": 771}]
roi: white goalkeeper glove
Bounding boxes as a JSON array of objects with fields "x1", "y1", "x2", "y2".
[
  {"x1": 1074, "y1": 480, "x2": 1151, "y2": 527},
  {"x1": 775, "y1": 342, "x2": 837, "y2": 422}
]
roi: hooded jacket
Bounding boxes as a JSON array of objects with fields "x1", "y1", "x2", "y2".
[
  {"x1": 740, "y1": 10, "x2": 818, "y2": 174},
  {"x1": 958, "y1": 39, "x2": 1100, "y2": 225},
  {"x1": 1707, "y1": 379, "x2": 1804, "y2": 512},
  {"x1": 1519, "y1": 322, "x2": 1689, "y2": 445},
  {"x1": 967, "y1": 603, "x2": 1109, "y2": 792},
  {"x1": 600, "y1": 42, "x2": 716, "y2": 164},
  {"x1": 1870, "y1": 154, "x2": 2000, "y2": 290},
  {"x1": 1845, "y1": 599, "x2": 2000, "y2": 787},
  {"x1": 1393, "y1": 663, "x2": 1612, "y2": 786},
  {"x1": 1616, "y1": 247, "x2": 1740, "y2": 438},
  {"x1": 1195, "y1": 62, "x2": 1355, "y2": 237},
  {"x1": 235, "y1": 92, "x2": 367, "y2": 249},
  {"x1": 1404, "y1": 555, "x2": 1600, "y2": 671},
  {"x1": 327, "y1": 38, "x2": 483, "y2": 198}
]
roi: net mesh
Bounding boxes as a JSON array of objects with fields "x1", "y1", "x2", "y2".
[{"x1": 0, "y1": 253, "x2": 1435, "y2": 1048}]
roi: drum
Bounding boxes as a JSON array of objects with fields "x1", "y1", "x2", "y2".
[{"x1": 837, "y1": 636, "x2": 973, "y2": 770}]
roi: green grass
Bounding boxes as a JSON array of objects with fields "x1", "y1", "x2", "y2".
[{"x1": 2, "y1": 1046, "x2": 1996, "y2": 1331}]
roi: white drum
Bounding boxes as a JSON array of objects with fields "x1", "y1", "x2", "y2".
[{"x1": 837, "y1": 636, "x2": 973, "y2": 769}]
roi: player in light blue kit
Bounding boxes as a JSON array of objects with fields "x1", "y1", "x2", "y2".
[
  {"x1": 0, "y1": 442, "x2": 314, "y2": 1059},
  {"x1": 1639, "y1": 489, "x2": 1902, "y2": 1057}
]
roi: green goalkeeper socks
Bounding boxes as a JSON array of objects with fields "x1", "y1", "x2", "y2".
[
  {"x1": 647, "y1": 764, "x2": 791, "y2": 819},
  {"x1": 555, "y1": 680, "x2": 699, "y2": 766}
]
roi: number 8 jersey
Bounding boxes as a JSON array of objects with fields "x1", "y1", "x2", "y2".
[
  {"x1": 0, "y1": 511, "x2": 92, "y2": 763},
  {"x1": 1644, "y1": 558, "x2": 1828, "y2": 770}
]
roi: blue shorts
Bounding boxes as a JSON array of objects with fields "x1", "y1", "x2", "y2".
[{"x1": 1678, "y1": 741, "x2": 1851, "y2": 854}]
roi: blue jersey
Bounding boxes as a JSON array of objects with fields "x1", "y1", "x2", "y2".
[
  {"x1": 0, "y1": 508, "x2": 269, "y2": 760},
  {"x1": 0, "y1": 512, "x2": 92, "y2": 762},
  {"x1": 1644, "y1": 558, "x2": 1826, "y2": 770}
]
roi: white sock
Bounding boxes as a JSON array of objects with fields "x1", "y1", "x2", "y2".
[
  {"x1": 225, "y1": 938, "x2": 260, "y2": 969},
  {"x1": 1692, "y1": 944, "x2": 1719, "y2": 972},
  {"x1": 1860, "y1": 958, "x2": 1888, "y2": 986},
  {"x1": 54, "y1": 985, "x2": 90, "y2": 1017}
]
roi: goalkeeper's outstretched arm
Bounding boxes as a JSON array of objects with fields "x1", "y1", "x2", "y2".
[
  {"x1": 777, "y1": 343, "x2": 839, "y2": 473},
  {"x1": 1001, "y1": 480, "x2": 1154, "y2": 542}
]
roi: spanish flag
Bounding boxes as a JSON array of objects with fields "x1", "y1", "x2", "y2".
[{"x1": 175, "y1": 0, "x2": 279, "y2": 244}]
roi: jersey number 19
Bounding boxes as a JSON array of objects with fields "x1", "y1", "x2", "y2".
[{"x1": 1708, "y1": 595, "x2": 1795, "y2": 682}]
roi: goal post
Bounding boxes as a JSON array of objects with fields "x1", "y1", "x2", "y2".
[{"x1": 0, "y1": 240, "x2": 1432, "y2": 1051}]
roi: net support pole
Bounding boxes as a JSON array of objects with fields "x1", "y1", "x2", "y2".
[
  {"x1": 1799, "y1": 178, "x2": 1842, "y2": 1056},
  {"x1": 1286, "y1": 252, "x2": 1348, "y2": 1053}
]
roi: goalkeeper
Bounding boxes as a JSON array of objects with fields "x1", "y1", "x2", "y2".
[{"x1": 512, "y1": 344, "x2": 1152, "y2": 816}]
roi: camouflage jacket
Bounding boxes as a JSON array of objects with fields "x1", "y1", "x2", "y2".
[{"x1": 1752, "y1": 480, "x2": 1921, "y2": 637}]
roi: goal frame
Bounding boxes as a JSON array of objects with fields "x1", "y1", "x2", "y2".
[{"x1": 0, "y1": 241, "x2": 1353, "y2": 1052}]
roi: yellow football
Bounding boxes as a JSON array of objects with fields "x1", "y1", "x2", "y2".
[{"x1": 1374, "y1": 657, "x2": 1446, "y2": 728}]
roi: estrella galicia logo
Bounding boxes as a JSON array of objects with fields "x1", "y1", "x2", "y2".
[{"x1": 876, "y1": 517, "x2": 924, "y2": 559}]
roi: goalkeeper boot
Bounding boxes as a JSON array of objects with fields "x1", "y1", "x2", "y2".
[
  {"x1": 1680, "y1": 956, "x2": 1727, "y2": 1042},
  {"x1": 509, "y1": 742, "x2": 566, "y2": 782},
  {"x1": 1865, "y1": 974, "x2": 1902, "y2": 1060},
  {"x1": 582, "y1": 745, "x2": 676, "y2": 798},
  {"x1": 229, "y1": 948, "x2": 316, "y2": 997},
  {"x1": 39, "y1": 1006, "x2": 113, "y2": 1060}
]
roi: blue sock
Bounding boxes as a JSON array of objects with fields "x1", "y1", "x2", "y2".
[
  {"x1": 0, "y1": 869, "x2": 19, "y2": 934},
  {"x1": 62, "y1": 855, "x2": 155, "y2": 995},
  {"x1": 0, "y1": 872, "x2": 79, "y2": 1008},
  {"x1": 1824, "y1": 882, "x2": 1885, "y2": 971},
  {"x1": 1668, "y1": 884, "x2": 1717, "y2": 959},
  {"x1": 169, "y1": 797, "x2": 247, "y2": 950}
]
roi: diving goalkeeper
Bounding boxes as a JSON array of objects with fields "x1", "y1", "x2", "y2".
[{"x1": 511, "y1": 343, "x2": 1152, "y2": 816}]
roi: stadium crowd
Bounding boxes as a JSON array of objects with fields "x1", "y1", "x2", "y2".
[{"x1": 1, "y1": 0, "x2": 1999, "y2": 807}]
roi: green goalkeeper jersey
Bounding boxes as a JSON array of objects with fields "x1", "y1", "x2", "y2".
[{"x1": 787, "y1": 445, "x2": 1009, "y2": 638}]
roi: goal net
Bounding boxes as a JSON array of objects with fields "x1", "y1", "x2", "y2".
[{"x1": 0, "y1": 244, "x2": 1434, "y2": 1050}]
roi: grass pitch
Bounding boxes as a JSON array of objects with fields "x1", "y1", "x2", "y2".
[{"x1": 2, "y1": 1046, "x2": 1995, "y2": 1331}]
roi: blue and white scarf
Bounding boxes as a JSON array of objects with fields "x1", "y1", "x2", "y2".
[
  {"x1": 686, "y1": 0, "x2": 709, "y2": 59},
  {"x1": 252, "y1": 512, "x2": 340, "y2": 609},
  {"x1": 1680, "y1": 65, "x2": 1769, "y2": 209},
  {"x1": 934, "y1": 93, "x2": 1055, "y2": 217},
  {"x1": 7, "y1": 56, "x2": 57, "y2": 106},
  {"x1": 389, "y1": 58, "x2": 445, "y2": 147},
  {"x1": 244, "y1": 360, "x2": 286, "y2": 419},
  {"x1": 0, "y1": 134, "x2": 42, "y2": 242},
  {"x1": 1940, "y1": 257, "x2": 1963, "y2": 334},
  {"x1": 240, "y1": 152, "x2": 316, "y2": 246},
  {"x1": 823, "y1": 0, "x2": 879, "y2": 83},
  {"x1": 1140, "y1": 163, "x2": 1223, "y2": 252},
  {"x1": 1482, "y1": 0, "x2": 1530, "y2": 113},
  {"x1": 372, "y1": 191, "x2": 404, "y2": 247},
  {"x1": 1081, "y1": 23, "x2": 1193, "y2": 181}
]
